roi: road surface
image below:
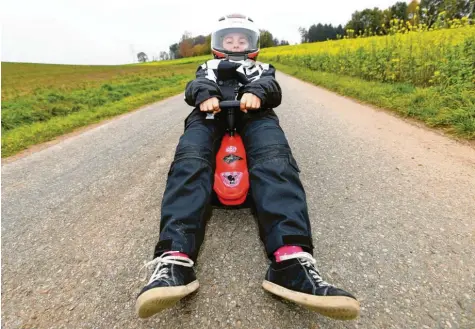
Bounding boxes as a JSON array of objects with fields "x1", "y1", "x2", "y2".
[{"x1": 2, "y1": 71, "x2": 474, "y2": 329}]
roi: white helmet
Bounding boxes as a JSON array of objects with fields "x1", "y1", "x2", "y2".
[{"x1": 211, "y1": 13, "x2": 260, "y2": 60}]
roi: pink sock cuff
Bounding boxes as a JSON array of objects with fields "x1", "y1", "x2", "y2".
[
  {"x1": 274, "y1": 245, "x2": 303, "y2": 262},
  {"x1": 169, "y1": 251, "x2": 190, "y2": 258}
]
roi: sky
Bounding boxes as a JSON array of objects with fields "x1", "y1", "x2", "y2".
[{"x1": 2, "y1": 0, "x2": 402, "y2": 65}]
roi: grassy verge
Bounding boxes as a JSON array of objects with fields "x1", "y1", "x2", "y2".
[
  {"x1": 271, "y1": 62, "x2": 475, "y2": 140},
  {"x1": 1, "y1": 82, "x2": 188, "y2": 157},
  {"x1": 1, "y1": 58, "x2": 207, "y2": 158}
]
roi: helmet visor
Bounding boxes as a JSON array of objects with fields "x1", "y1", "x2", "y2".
[{"x1": 212, "y1": 27, "x2": 259, "y2": 53}]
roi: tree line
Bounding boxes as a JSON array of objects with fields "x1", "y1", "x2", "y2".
[
  {"x1": 137, "y1": 0, "x2": 474, "y2": 62},
  {"x1": 164, "y1": 30, "x2": 289, "y2": 60},
  {"x1": 299, "y1": 0, "x2": 473, "y2": 42},
  {"x1": 137, "y1": 29, "x2": 289, "y2": 62}
]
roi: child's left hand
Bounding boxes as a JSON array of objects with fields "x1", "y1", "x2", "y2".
[{"x1": 240, "y1": 93, "x2": 261, "y2": 113}]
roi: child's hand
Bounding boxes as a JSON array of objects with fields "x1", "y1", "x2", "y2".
[
  {"x1": 200, "y1": 97, "x2": 221, "y2": 114},
  {"x1": 240, "y1": 93, "x2": 261, "y2": 113}
]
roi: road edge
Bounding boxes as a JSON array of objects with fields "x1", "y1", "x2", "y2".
[{"x1": 1, "y1": 93, "x2": 186, "y2": 165}]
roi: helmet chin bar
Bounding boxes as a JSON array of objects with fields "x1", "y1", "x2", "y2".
[
  {"x1": 213, "y1": 52, "x2": 246, "y2": 61},
  {"x1": 226, "y1": 53, "x2": 248, "y2": 61},
  {"x1": 213, "y1": 49, "x2": 258, "y2": 61}
]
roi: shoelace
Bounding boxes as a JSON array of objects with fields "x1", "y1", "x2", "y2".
[
  {"x1": 279, "y1": 251, "x2": 331, "y2": 286},
  {"x1": 139, "y1": 251, "x2": 194, "y2": 285}
]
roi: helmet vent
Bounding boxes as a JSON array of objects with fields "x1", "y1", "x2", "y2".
[{"x1": 226, "y1": 13, "x2": 246, "y2": 19}]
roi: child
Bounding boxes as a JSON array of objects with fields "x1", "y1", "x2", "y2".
[{"x1": 135, "y1": 13, "x2": 360, "y2": 321}]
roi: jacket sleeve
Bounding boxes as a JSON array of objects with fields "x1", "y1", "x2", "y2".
[
  {"x1": 184, "y1": 61, "x2": 223, "y2": 107},
  {"x1": 238, "y1": 63, "x2": 282, "y2": 109}
]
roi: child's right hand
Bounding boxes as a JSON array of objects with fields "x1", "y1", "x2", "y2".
[{"x1": 200, "y1": 97, "x2": 221, "y2": 114}]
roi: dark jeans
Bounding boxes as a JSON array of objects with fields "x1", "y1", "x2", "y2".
[{"x1": 154, "y1": 107, "x2": 314, "y2": 262}]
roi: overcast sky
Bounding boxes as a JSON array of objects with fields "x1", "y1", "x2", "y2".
[{"x1": 2, "y1": 0, "x2": 401, "y2": 65}]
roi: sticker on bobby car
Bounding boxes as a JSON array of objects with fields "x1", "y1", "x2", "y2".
[
  {"x1": 223, "y1": 154, "x2": 243, "y2": 164},
  {"x1": 221, "y1": 172, "x2": 243, "y2": 187}
]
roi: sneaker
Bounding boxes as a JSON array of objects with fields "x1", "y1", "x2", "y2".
[
  {"x1": 262, "y1": 251, "x2": 360, "y2": 320},
  {"x1": 135, "y1": 251, "x2": 199, "y2": 318}
]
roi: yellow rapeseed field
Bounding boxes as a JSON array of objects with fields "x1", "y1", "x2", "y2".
[
  {"x1": 260, "y1": 23, "x2": 474, "y2": 88},
  {"x1": 259, "y1": 22, "x2": 474, "y2": 139}
]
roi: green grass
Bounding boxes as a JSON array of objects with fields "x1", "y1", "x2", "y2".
[
  {"x1": 3, "y1": 36, "x2": 474, "y2": 158},
  {"x1": 271, "y1": 62, "x2": 475, "y2": 139},
  {"x1": 1, "y1": 60, "x2": 205, "y2": 158}
]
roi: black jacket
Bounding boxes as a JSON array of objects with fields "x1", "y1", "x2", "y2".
[{"x1": 184, "y1": 59, "x2": 282, "y2": 109}]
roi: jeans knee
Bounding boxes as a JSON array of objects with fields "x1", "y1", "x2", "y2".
[
  {"x1": 173, "y1": 145, "x2": 213, "y2": 168},
  {"x1": 247, "y1": 144, "x2": 300, "y2": 174},
  {"x1": 175, "y1": 127, "x2": 215, "y2": 163},
  {"x1": 243, "y1": 119, "x2": 290, "y2": 153}
]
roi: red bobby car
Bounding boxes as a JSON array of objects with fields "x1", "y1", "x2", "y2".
[{"x1": 211, "y1": 100, "x2": 254, "y2": 209}]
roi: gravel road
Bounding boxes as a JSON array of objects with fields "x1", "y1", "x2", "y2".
[{"x1": 2, "y1": 71, "x2": 474, "y2": 329}]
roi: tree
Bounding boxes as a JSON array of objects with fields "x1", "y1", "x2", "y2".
[
  {"x1": 169, "y1": 43, "x2": 179, "y2": 59},
  {"x1": 204, "y1": 34, "x2": 212, "y2": 54},
  {"x1": 308, "y1": 24, "x2": 322, "y2": 42},
  {"x1": 192, "y1": 35, "x2": 206, "y2": 46},
  {"x1": 191, "y1": 44, "x2": 208, "y2": 56},
  {"x1": 381, "y1": 8, "x2": 393, "y2": 32},
  {"x1": 345, "y1": 8, "x2": 384, "y2": 36},
  {"x1": 298, "y1": 27, "x2": 309, "y2": 43},
  {"x1": 469, "y1": 0, "x2": 475, "y2": 19},
  {"x1": 310, "y1": 24, "x2": 318, "y2": 41},
  {"x1": 336, "y1": 24, "x2": 345, "y2": 38},
  {"x1": 137, "y1": 52, "x2": 148, "y2": 63},
  {"x1": 301, "y1": 23, "x2": 344, "y2": 42},
  {"x1": 407, "y1": 0, "x2": 421, "y2": 26},
  {"x1": 159, "y1": 51, "x2": 169, "y2": 61},
  {"x1": 419, "y1": 0, "x2": 443, "y2": 27},
  {"x1": 180, "y1": 31, "x2": 193, "y2": 42},
  {"x1": 323, "y1": 24, "x2": 337, "y2": 40},
  {"x1": 418, "y1": 0, "x2": 472, "y2": 28},
  {"x1": 260, "y1": 29, "x2": 275, "y2": 48},
  {"x1": 390, "y1": 1, "x2": 409, "y2": 21},
  {"x1": 179, "y1": 39, "x2": 193, "y2": 57},
  {"x1": 176, "y1": 31, "x2": 194, "y2": 58},
  {"x1": 167, "y1": 32, "x2": 211, "y2": 59},
  {"x1": 443, "y1": 0, "x2": 472, "y2": 19}
]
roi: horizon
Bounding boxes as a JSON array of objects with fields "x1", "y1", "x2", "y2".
[{"x1": 2, "y1": 0, "x2": 405, "y2": 65}]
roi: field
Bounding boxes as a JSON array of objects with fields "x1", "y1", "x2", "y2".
[
  {"x1": 1, "y1": 57, "x2": 207, "y2": 157},
  {"x1": 259, "y1": 25, "x2": 475, "y2": 140},
  {"x1": 2, "y1": 24, "x2": 474, "y2": 158}
]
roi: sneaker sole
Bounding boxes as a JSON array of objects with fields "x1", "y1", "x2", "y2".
[
  {"x1": 262, "y1": 280, "x2": 360, "y2": 320},
  {"x1": 136, "y1": 280, "x2": 199, "y2": 318}
]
